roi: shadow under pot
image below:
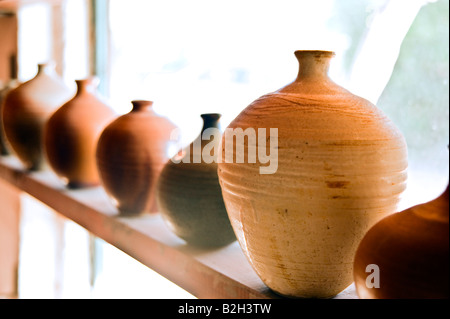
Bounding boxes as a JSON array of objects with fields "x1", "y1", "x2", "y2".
[
  {"x1": 44, "y1": 77, "x2": 117, "y2": 188},
  {"x1": 2, "y1": 63, "x2": 73, "y2": 170},
  {"x1": 157, "y1": 113, "x2": 236, "y2": 248},
  {"x1": 96, "y1": 100, "x2": 176, "y2": 216}
]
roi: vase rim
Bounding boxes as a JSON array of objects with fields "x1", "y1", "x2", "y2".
[
  {"x1": 201, "y1": 113, "x2": 221, "y2": 118},
  {"x1": 294, "y1": 50, "x2": 336, "y2": 57}
]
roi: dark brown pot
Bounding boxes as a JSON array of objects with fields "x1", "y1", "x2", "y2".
[
  {"x1": 96, "y1": 100, "x2": 176, "y2": 216},
  {"x1": 354, "y1": 184, "x2": 449, "y2": 299},
  {"x1": 2, "y1": 63, "x2": 73, "y2": 170},
  {"x1": 44, "y1": 78, "x2": 116, "y2": 188},
  {"x1": 157, "y1": 113, "x2": 236, "y2": 247}
]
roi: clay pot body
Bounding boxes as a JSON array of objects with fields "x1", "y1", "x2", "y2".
[
  {"x1": 0, "y1": 79, "x2": 20, "y2": 155},
  {"x1": 354, "y1": 184, "x2": 449, "y2": 299},
  {"x1": 44, "y1": 78, "x2": 116, "y2": 188},
  {"x1": 96, "y1": 100, "x2": 176, "y2": 215},
  {"x1": 2, "y1": 63, "x2": 73, "y2": 170},
  {"x1": 217, "y1": 50, "x2": 408, "y2": 298},
  {"x1": 157, "y1": 114, "x2": 236, "y2": 247}
]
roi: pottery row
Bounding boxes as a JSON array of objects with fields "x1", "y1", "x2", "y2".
[{"x1": 0, "y1": 51, "x2": 447, "y2": 299}]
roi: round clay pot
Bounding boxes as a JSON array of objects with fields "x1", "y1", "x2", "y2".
[
  {"x1": 44, "y1": 77, "x2": 116, "y2": 188},
  {"x1": 96, "y1": 100, "x2": 176, "y2": 216},
  {"x1": 353, "y1": 184, "x2": 449, "y2": 299},
  {"x1": 157, "y1": 113, "x2": 236, "y2": 247},
  {"x1": 2, "y1": 63, "x2": 73, "y2": 170},
  {"x1": 0, "y1": 56, "x2": 20, "y2": 156},
  {"x1": 217, "y1": 50, "x2": 408, "y2": 298},
  {"x1": 0, "y1": 79, "x2": 20, "y2": 156}
]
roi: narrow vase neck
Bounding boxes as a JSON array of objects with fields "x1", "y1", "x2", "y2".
[
  {"x1": 200, "y1": 113, "x2": 221, "y2": 131},
  {"x1": 131, "y1": 100, "x2": 153, "y2": 112},
  {"x1": 37, "y1": 62, "x2": 57, "y2": 76},
  {"x1": 75, "y1": 77, "x2": 99, "y2": 96},
  {"x1": 295, "y1": 50, "x2": 335, "y2": 81}
]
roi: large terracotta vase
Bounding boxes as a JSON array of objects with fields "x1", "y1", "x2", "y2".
[
  {"x1": 44, "y1": 78, "x2": 116, "y2": 188},
  {"x1": 354, "y1": 183, "x2": 449, "y2": 299},
  {"x1": 2, "y1": 63, "x2": 73, "y2": 170},
  {"x1": 157, "y1": 113, "x2": 236, "y2": 247},
  {"x1": 96, "y1": 100, "x2": 176, "y2": 216},
  {"x1": 217, "y1": 50, "x2": 408, "y2": 298}
]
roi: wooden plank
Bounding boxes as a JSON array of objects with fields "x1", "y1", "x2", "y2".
[{"x1": 0, "y1": 155, "x2": 357, "y2": 299}]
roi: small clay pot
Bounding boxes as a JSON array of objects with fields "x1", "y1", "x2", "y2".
[
  {"x1": 354, "y1": 184, "x2": 449, "y2": 299},
  {"x1": 44, "y1": 77, "x2": 116, "y2": 188},
  {"x1": 2, "y1": 63, "x2": 73, "y2": 170},
  {"x1": 96, "y1": 100, "x2": 176, "y2": 215},
  {"x1": 157, "y1": 113, "x2": 236, "y2": 247}
]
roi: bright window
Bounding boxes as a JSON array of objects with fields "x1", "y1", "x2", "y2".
[{"x1": 104, "y1": 0, "x2": 449, "y2": 209}]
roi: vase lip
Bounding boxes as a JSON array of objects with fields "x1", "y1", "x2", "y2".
[
  {"x1": 75, "y1": 76, "x2": 100, "y2": 87},
  {"x1": 201, "y1": 113, "x2": 221, "y2": 120},
  {"x1": 294, "y1": 50, "x2": 336, "y2": 58}
]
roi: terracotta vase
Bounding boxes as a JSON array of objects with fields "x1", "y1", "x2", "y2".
[
  {"x1": 0, "y1": 56, "x2": 20, "y2": 155},
  {"x1": 217, "y1": 50, "x2": 408, "y2": 298},
  {"x1": 2, "y1": 63, "x2": 73, "y2": 170},
  {"x1": 44, "y1": 78, "x2": 116, "y2": 188},
  {"x1": 353, "y1": 184, "x2": 449, "y2": 299},
  {"x1": 96, "y1": 100, "x2": 176, "y2": 216},
  {"x1": 157, "y1": 113, "x2": 236, "y2": 247}
]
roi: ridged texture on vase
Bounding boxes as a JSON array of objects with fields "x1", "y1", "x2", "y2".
[
  {"x1": 44, "y1": 78, "x2": 116, "y2": 188},
  {"x1": 96, "y1": 100, "x2": 176, "y2": 216},
  {"x1": 157, "y1": 113, "x2": 236, "y2": 247},
  {"x1": 2, "y1": 63, "x2": 73, "y2": 170},
  {"x1": 354, "y1": 184, "x2": 449, "y2": 299},
  {"x1": 217, "y1": 50, "x2": 408, "y2": 298}
]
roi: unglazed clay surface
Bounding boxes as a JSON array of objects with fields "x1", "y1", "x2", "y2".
[
  {"x1": 2, "y1": 63, "x2": 73, "y2": 170},
  {"x1": 217, "y1": 50, "x2": 408, "y2": 298},
  {"x1": 96, "y1": 100, "x2": 176, "y2": 215},
  {"x1": 44, "y1": 78, "x2": 116, "y2": 188},
  {"x1": 354, "y1": 184, "x2": 449, "y2": 299}
]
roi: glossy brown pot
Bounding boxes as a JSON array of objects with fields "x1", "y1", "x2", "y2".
[
  {"x1": 353, "y1": 184, "x2": 449, "y2": 299},
  {"x1": 157, "y1": 113, "x2": 236, "y2": 247},
  {"x1": 2, "y1": 63, "x2": 73, "y2": 170},
  {"x1": 217, "y1": 50, "x2": 408, "y2": 298},
  {"x1": 96, "y1": 100, "x2": 176, "y2": 216},
  {"x1": 44, "y1": 78, "x2": 116, "y2": 188}
]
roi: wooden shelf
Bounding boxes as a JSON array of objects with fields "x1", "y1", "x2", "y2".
[{"x1": 0, "y1": 155, "x2": 357, "y2": 299}]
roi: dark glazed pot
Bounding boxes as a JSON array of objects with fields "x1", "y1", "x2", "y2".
[
  {"x1": 217, "y1": 50, "x2": 408, "y2": 298},
  {"x1": 44, "y1": 78, "x2": 116, "y2": 188},
  {"x1": 354, "y1": 184, "x2": 449, "y2": 299},
  {"x1": 2, "y1": 63, "x2": 73, "y2": 170},
  {"x1": 157, "y1": 114, "x2": 236, "y2": 247},
  {"x1": 96, "y1": 100, "x2": 176, "y2": 215}
]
